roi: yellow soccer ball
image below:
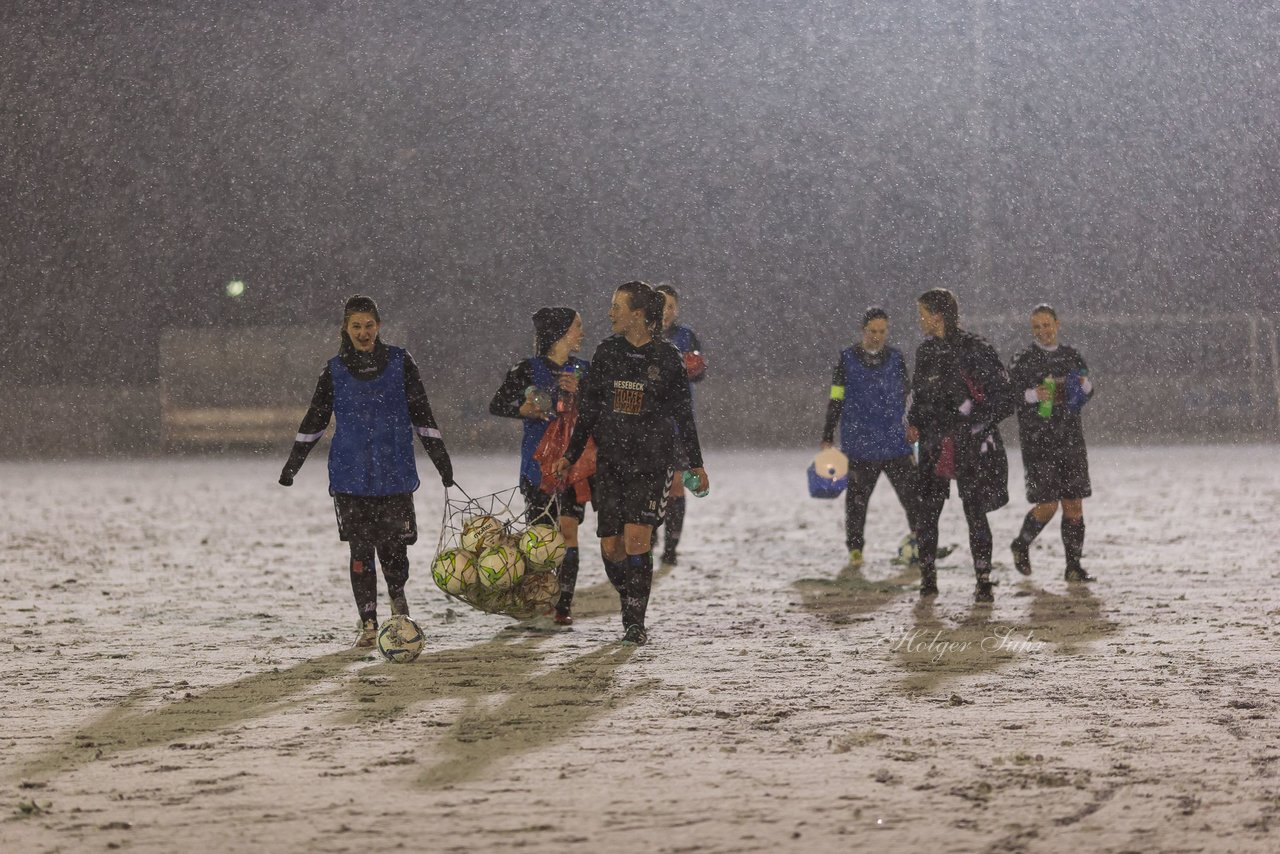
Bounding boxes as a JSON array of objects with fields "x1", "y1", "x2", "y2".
[
  {"x1": 519, "y1": 524, "x2": 566, "y2": 568},
  {"x1": 431, "y1": 548, "x2": 477, "y2": 596},
  {"x1": 476, "y1": 543, "x2": 526, "y2": 591}
]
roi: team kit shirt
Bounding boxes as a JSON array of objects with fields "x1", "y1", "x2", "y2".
[
  {"x1": 565, "y1": 334, "x2": 703, "y2": 474},
  {"x1": 1008, "y1": 342, "x2": 1093, "y2": 462}
]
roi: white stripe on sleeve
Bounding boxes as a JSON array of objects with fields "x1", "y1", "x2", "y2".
[
  {"x1": 296, "y1": 430, "x2": 325, "y2": 443},
  {"x1": 417, "y1": 426, "x2": 443, "y2": 440}
]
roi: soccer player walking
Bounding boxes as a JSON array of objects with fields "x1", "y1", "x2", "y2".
[
  {"x1": 820, "y1": 307, "x2": 919, "y2": 567},
  {"x1": 489, "y1": 307, "x2": 591, "y2": 624},
  {"x1": 279, "y1": 295, "x2": 455, "y2": 647},
  {"x1": 1008, "y1": 304, "x2": 1096, "y2": 582},
  {"x1": 552, "y1": 281, "x2": 708, "y2": 645},
  {"x1": 907, "y1": 288, "x2": 1014, "y2": 602},
  {"x1": 653, "y1": 283, "x2": 707, "y2": 566}
]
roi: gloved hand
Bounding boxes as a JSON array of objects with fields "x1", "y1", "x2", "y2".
[{"x1": 278, "y1": 469, "x2": 294, "y2": 487}]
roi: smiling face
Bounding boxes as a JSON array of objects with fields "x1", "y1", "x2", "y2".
[
  {"x1": 345, "y1": 312, "x2": 380, "y2": 352},
  {"x1": 1031, "y1": 310, "x2": 1059, "y2": 347},
  {"x1": 560, "y1": 313, "x2": 584, "y2": 353}
]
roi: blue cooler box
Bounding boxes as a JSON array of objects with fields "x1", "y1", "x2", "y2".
[{"x1": 807, "y1": 463, "x2": 848, "y2": 499}]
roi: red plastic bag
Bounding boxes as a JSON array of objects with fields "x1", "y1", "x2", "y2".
[
  {"x1": 532, "y1": 411, "x2": 596, "y2": 503},
  {"x1": 934, "y1": 436, "x2": 956, "y2": 480},
  {"x1": 683, "y1": 351, "x2": 707, "y2": 380}
]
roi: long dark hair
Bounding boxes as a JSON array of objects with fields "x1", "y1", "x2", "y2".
[
  {"x1": 616, "y1": 280, "x2": 663, "y2": 335},
  {"x1": 917, "y1": 288, "x2": 959, "y2": 338}
]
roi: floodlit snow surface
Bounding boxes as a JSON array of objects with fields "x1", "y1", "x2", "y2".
[{"x1": 2, "y1": 447, "x2": 1278, "y2": 852}]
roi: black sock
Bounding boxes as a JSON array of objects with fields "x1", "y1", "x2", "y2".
[
  {"x1": 965, "y1": 506, "x2": 993, "y2": 573},
  {"x1": 349, "y1": 544, "x2": 378, "y2": 622},
  {"x1": 621, "y1": 552, "x2": 654, "y2": 629},
  {"x1": 1017, "y1": 511, "x2": 1049, "y2": 545},
  {"x1": 919, "y1": 560, "x2": 937, "y2": 588},
  {"x1": 1062, "y1": 517, "x2": 1086, "y2": 568},
  {"x1": 603, "y1": 557, "x2": 626, "y2": 594},
  {"x1": 556, "y1": 547, "x2": 580, "y2": 613},
  {"x1": 377, "y1": 542, "x2": 409, "y2": 600},
  {"x1": 662, "y1": 497, "x2": 686, "y2": 558}
]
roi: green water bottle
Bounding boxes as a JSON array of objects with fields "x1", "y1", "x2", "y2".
[
  {"x1": 1038, "y1": 377, "x2": 1056, "y2": 418},
  {"x1": 683, "y1": 469, "x2": 709, "y2": 498}
]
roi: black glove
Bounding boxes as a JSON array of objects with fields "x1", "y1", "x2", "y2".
[{"x1": 279, "y1": 469, "x2": 294, "y2": 487}]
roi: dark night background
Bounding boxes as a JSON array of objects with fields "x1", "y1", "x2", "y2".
[{"x1": 2, "y1": 1, "x2": 1278, "y2": 449}]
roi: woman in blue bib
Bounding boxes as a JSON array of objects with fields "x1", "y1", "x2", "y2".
[
  {"x1": 488, "y1": 307, "x2": 590, "y2": 625},
  {"x1": 820, "y1": 307, "x2": 920, "y2": 568},
  {"x1": 279, "y1": 295, "x2": 455, "y2": 647}
]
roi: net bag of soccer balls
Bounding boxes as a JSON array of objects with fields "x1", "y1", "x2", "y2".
[{"x1": 430, "y1": 485, "x2": 566, "y2": 619}]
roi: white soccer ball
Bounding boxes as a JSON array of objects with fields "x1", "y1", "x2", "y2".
[
  {"x1": 897, "y1": 534, "x2": 920, "y2": 564},
  {"x1": 476, "y1": 543, "x2": 525, "y2": 590},
  {"x1": 518, "y1": 570, "x2": 561, "y2": 609},
  {"x1": 431, "y1": 548, "x2": 477, "y2": 596},
  {"x1": 376, "y1": 615, "x2": 425, "y2": 663},
  {"x1": 460, "y1": 515, "x2": 505, "y2": 552},
  {"x1": 519, "y1": 524, "x2": 566, "y2": 568}
]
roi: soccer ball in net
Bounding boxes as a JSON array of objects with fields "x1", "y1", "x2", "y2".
[
  {"x1": 376, "y1": 615, "x2": 425, "y2": 663},
  {"x1": 518, "y1": 570, "x2": 561, "y2": 610},
  {"x1": 519, "y1": 524, "x2": 566, "y2": 568},
  {"x1": 477, "y1": 544, "x2": 526, "y2": 590},
  {"x1": 460, "y1": 514, "x2": 506, "y2": 552},
  {"x1": 431, "y1": 548, "x2": 478, "y2": 596}
]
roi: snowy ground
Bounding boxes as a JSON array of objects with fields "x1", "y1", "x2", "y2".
[{"x1": 2, "y1": 446, "x2": 1279, "y2": 853}]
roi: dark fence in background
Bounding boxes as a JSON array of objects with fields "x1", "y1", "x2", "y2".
[{"x1": 2, "y1": 315, "x2": 1277, "y2": 458}]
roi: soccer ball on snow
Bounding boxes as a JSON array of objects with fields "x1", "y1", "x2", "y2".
[
  {"x1": 519, "y1": 524, "x2": 566, "y2": 568},
  {"x1": 476, "y1": 543, "x2": 525, "y2": 590},
  {"x1": 896, "y1": 534, "x2": 919, "y2": 565},
  {"x1": 376, "y1": 615, "x2": 425, "y2": 663},
  {"x1": 431, "y1": 548, "x2": 478, "y2": 596},
  {"x1": 460, "y1": 514, "x2": 506, "y2": 552}
]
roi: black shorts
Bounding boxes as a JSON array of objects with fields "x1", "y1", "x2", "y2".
[
  {"x1": 1023, "y1": 449, "x2": 1092, "y2": 504},
  {"x1": 594, "y1": 464, "x2": 673, "y2": 538},
  {"x1": 333, "y1": 493, "x2": 418, "y2": 544},
  {"x1": 522, "y1": 481, "x2": 590, "y2": 526}
]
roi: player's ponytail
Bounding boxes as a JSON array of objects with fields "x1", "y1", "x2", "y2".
[{"x1": 616, "y1": 280, "x2": 663, "y2": 335}]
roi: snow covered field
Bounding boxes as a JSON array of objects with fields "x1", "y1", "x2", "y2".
[{"x1": 2, "y1": 446, "x2": 1278, "y2": 853}]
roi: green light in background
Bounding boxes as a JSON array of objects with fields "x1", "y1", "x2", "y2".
[{"x1": 226, "y1": 280, "x2": 246, "y2": 298}]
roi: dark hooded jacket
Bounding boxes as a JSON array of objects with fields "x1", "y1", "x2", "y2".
[{"x1": 909, "y1": 330, "x2": 1014, "y2": 513}]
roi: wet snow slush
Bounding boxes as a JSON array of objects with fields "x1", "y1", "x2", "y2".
[{"x1": 2, "y1": 447, "x2": 1278, "y2": 852}]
